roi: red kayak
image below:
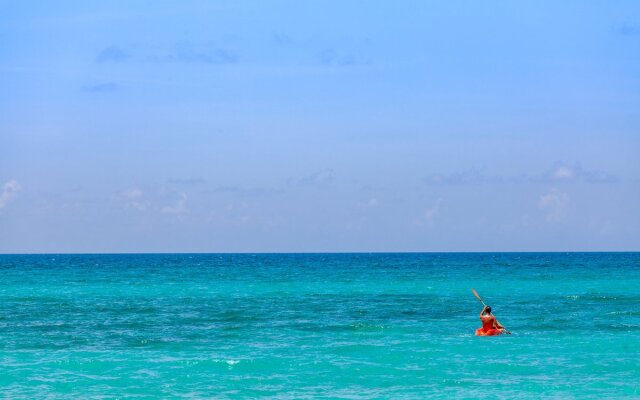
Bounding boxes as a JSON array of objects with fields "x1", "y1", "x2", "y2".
[{"x1": 475, "y1": 327, "x2": 504, "y2": 336}]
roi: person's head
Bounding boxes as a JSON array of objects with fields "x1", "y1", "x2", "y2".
[{"x1": 485, "y1": 306, "x2": 492, "y2": 314}]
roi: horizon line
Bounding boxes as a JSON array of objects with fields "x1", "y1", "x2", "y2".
[{"x1": 1, "y1": 250, "x2": 638, "y2": 256}]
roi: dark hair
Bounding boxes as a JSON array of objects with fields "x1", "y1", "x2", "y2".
[{"x1": 485, "y1": 306, "x2": 492, "y2": 314}]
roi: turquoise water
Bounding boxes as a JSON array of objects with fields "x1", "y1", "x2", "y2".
[{"x1": 1, "y1": 253, "x2": 639, "y2": 399}]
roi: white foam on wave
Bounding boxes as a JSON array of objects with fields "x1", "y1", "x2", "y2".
[{"x1": 211, "y1": 358, "x2": 241, "y2": 367}]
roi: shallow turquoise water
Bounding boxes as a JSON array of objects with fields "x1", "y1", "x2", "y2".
[{"x1": 1, "y1": 253, "x2": 638, "y2": 398}]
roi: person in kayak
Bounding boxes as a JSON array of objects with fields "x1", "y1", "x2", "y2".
[{"x1": 475, "y1": 305, "x2": 505, "y2": 336}]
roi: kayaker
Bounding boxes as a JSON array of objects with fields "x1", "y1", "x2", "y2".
[{"x1": 476, "y1": 305, "x2": 505, "y2": 336}]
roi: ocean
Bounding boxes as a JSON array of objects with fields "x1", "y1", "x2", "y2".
[{"x1": 1, "y1": 253, "x2": 638, "y2": 398}]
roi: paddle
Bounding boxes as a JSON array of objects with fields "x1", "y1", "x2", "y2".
[{"x1": 471, "y1": 288, "x2": 511, "y2": 334}]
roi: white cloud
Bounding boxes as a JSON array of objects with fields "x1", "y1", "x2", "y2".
[
  {"x1": 123, "y1": 188, "x2": 143, "y2": 199},
  {"x1": 538, "y1": 190, "x2": 569, "y2": 222},
  {"x1": 0, "y1": 180, "x2": 21, "y2": 209},
  {"x1": 541, "y1": 162, "x2": 617, "y2": 184},
  {"x1": 360, "y1": 197, "x2": 378, "y2": 207},
  {"x1": 412, "y1": 198, "x2": 443, "y2": 227},
  {"x1": 550, "y1": 165, "x2": 576, "y2": 181},
  {"x1": 113, "y1": 187, "x2": 148, "y2": 211},
  {"x1": 422, "y1": 162, "x2": 617, "y2": 186},
  {"x1": 425, "y1": 198, "x2": 443, "y2": 220},
  {"x1": 423, "y1": 169, "x2": 485, "y2": 186},
  {"x1": 292, "y1": 168, "x2": 335, "y2": 187},
  {"x1": 161, "y1": 192, "x2": 188, "y2": 215}
]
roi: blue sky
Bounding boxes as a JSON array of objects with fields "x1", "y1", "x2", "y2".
[{"x1": 1, "y1": 1, "x2": 639, "y2": 252}]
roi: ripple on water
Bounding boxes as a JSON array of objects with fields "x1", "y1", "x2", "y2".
[{"x1": 0, "y1": 252, "x2": 639, "y2": 398}]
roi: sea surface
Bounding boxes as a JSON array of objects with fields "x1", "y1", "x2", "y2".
[{"x1": 0, "y1": 253, "x2": 638, "y2": 399}]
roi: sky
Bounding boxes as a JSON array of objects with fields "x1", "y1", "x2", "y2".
[{"x1": 1, "y1": 1, "x2": 639, "y2": 253}]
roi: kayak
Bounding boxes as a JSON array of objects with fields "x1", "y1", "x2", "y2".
[{"x1": 475, "y1": 327, "x2": 504, "y2": 336}]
